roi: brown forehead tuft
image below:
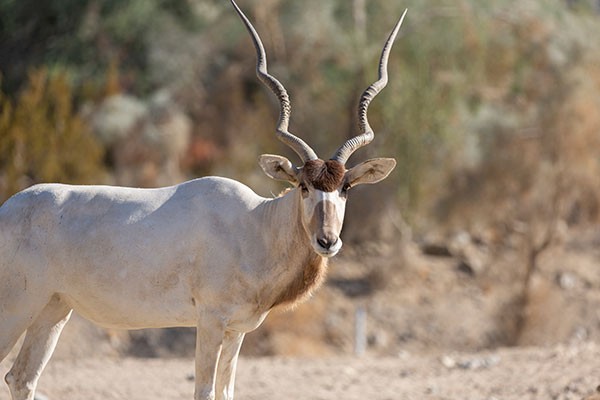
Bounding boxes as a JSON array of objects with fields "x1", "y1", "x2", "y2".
[{"x1": 302, "y1": 159, "x2": 345, "y2": 192}]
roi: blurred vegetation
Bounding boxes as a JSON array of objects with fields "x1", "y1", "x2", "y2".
[
  {"x1": 0, "y1": 0, "x2": 600, "y2": 241},
  {"x1": 0, "y1": 0, "x2": 201, "y2": 95},
  {"x1": 0, "y1": 68, "x2": 105, "y2": 199}
]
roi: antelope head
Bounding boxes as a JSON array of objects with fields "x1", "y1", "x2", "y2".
[{"x1": 232, "y1": 0, "x2": 406, "y2": 257}]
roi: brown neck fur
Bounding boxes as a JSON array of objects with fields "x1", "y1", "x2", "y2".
[
  {"x1": 271, "y1": 253, "x2": 328, "y2": 309},
  {"x1": 303, "y1": 159, "x2": 345, "y2": 192},
  {"x1": 263, "y1": 174, "x2": 333, "y2": 310}
]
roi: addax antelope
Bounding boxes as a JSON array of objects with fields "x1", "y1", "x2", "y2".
[{"x1": 0, "y1": 1, "x2": 407, "y2": 399}]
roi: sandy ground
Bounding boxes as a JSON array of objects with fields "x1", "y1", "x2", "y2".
[{"x1": 2, "y1": 342, "x2": 599, "y2": 400}]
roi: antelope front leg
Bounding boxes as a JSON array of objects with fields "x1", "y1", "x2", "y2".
[
  {"x1": 215, "y1": 331, "x2": 245, "y2": 400},
  {"x1": 194, "y1": 311, "x2": 225, "y2": 400}
]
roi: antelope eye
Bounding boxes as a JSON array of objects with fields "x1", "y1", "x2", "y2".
[{"x1": 341, "y1": 183, "x2": 351, "y2": 194}]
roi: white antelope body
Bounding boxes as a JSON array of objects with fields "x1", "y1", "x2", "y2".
[{"x1": 0, "y1": 2, "x2": 406, "y2": 399}]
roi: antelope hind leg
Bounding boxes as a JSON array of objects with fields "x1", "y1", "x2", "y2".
[{"x1": 5, "y1": 295, "x2": 72, "y2": 400}]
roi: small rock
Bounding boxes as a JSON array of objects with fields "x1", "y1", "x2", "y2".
[
  {"x1": 557, "y1": 272, "x2": 578, "y2": 290},
  {"x1": 457, "y1": 260, "x2": 475, "y2": 276},
  {"x1": 421, "y1": 242, "x2": 452, "y2": 257},
  {"x1": 441, "y1": 354, "x2": 500, "y2": 370},
  {"x1": 441, "y1": 355, "x2": 456, "y2": 369}
]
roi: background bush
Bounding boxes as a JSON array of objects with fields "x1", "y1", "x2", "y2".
[{"x1": 1, "y1": 0, "x2": 599, "y2": 240}]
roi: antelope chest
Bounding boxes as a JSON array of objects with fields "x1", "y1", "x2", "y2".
[
  {"x1": 271, "y1": 255, "x2": 328, "y2": 309},
  {"x1": 226, "y1": 307, "x2": 270, "y2": 333}
]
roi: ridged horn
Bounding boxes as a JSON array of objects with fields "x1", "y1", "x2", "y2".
[
  {"x1": 331, "y1": 9, "x2": 407, "y2": 165},
  {"x1": 230, "y1": 0, "x2": 318, "y2": 162}
]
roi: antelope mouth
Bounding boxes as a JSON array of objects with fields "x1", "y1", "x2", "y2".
[{"x1": 312, "y1": 237, "x2": 343, "y2": 258}]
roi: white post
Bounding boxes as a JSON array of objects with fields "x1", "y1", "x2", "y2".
[{"x1": 354, "y1": 305, "x2": 367, "y2": 356}]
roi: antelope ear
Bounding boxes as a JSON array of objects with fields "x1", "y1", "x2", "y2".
[
  {"x1": 345, "y1": 158, "x2": 396, "y2": 186},
  {"x1": 259, "y1": 154, "x2": 300, "y2": 184}
]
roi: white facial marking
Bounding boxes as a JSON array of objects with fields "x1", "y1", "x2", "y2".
[
  {"x1": 310, "y1": 190, "x2": 346, "y2": 223},
  {"x1": 303, "y1": 189, "x2": 346, "y2": 257}
]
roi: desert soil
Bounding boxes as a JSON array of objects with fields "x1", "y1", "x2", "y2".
[{"x1": 2, "y1": 342, "x2": 599, "y2": 400}]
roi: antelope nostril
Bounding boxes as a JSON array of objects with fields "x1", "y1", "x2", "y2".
[{"x1": 317, "y1": 237, "x2": 337, "y2": 250}]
